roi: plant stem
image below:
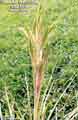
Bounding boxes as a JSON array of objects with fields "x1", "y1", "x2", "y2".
[{"x1": 34, "y1": 67, "x2": 43, "y2": 120}]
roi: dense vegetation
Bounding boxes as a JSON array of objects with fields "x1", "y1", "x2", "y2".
[{"x1": 0, "y1": 0, "x2": 78, "y2": 119}]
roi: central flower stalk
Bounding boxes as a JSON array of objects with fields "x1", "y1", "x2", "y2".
[{"x1": 18, "y1": 11, "x2": 53, "y2": 119}]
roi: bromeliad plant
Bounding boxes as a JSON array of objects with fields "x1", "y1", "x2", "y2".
[{"x1": 18, "y1": 7, "x2": 53, "y2": 120}]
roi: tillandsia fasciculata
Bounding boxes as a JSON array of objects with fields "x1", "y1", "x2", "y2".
[{"x1": 18, "y1": 6, "x2": 53, "y2": 120}]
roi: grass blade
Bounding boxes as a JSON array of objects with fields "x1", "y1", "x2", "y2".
[{"x1": 47, "y1": 75, "x2": 76, "y2": 120}]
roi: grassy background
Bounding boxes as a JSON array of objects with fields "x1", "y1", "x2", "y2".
[{"x1": 0, "y1": 0, "x2": 78, "y2": 119}]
